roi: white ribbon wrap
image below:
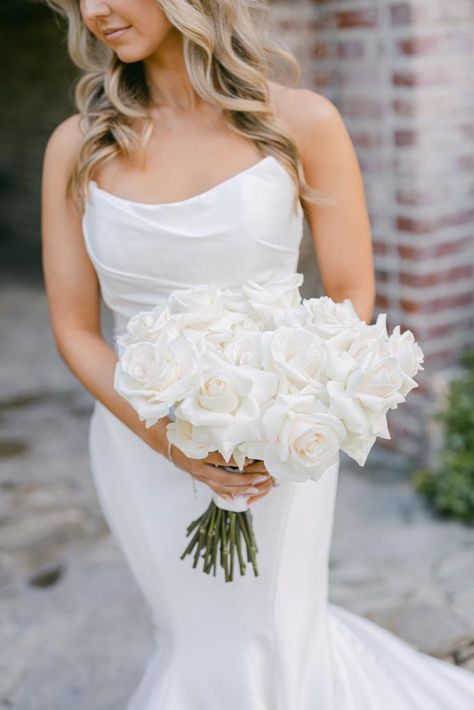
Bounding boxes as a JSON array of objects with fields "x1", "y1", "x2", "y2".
[
  {"x1": 212, "y1": 492, "x2": 250, "y2": 513},
  {"x1": 212, "y1": 464, "x2": 251, "y2": 512}
]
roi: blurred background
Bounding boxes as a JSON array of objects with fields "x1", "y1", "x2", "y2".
[{"x1": 0, "y1": 0, "x2": 473, "y2": 707}]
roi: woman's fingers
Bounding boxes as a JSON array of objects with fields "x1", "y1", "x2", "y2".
[
  {"x1": 242, "y1": 460, "x2": 268, "y2": 474},
  {"x1": 246, "y1": 477, "x2": 274, "y2": 505},
  {"x1": 193, "y1": 465, "x2": 271, "y2": 498},
  {"x1": 212, "y1": 482, "x2": 268, "y2": 501},
  {"x1": 206, "y1": 465, "x2": 270, "y2": 489},
  {"x1": 205, "y1": 451, "x2": 240, "y2": 467},
  {"x1": 204, "y1": 452, "x2": 268, "y2": 472}
]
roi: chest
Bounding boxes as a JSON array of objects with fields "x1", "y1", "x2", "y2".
[{"x1": 94, "y1": 119, "x2": 265, "y2": 205}]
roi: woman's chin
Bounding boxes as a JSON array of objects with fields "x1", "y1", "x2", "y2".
[{"x1": 114, "y1": 48, "x2": 148, "y2": 64}]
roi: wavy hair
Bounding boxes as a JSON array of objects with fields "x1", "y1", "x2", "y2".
[{"x1": 45, "y1": 0, "x2": 335, "y2": 213}]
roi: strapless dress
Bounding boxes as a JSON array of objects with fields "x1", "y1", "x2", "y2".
[{"x1": 81, "y1": 154, "x2": 474, "y2": 709}]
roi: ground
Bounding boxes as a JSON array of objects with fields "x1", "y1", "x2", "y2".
[{"x1": 0, "y1": 282, "x2": 473, "y2": 709}]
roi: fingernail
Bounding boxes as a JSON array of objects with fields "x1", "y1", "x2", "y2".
[
  {"x1": 255, "y1": 475, "x2": 268, "y2": 483},
  {"x1": 244, "y1": 487, "x2": 259, "y2": 494}
]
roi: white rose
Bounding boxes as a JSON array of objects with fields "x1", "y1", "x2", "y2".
[
  {"x1": 340, "y1": 430, "x2": 377, "y2": 466},
  {"x1": 174, "y1": 350, "x2": 263, "y2": 461},
  {"x1": 300, "y1": 296, "x2": 363, "y2": 351},
  {"x1": 262, "y1": 393, "x2": 345, "y2": 482},
  {"x1": 324, "y1": 350, "x2": 360, "y2": 383},
  {"x1": 327, "y1": 350, "x2": 406, "y2": 437},
  {"x1": 263, "y1": 325, "x2": 329, "y2": 396},
  {"x1": 232, "y1": 440, "x2": 267, "y2": 470},
  {"x1": 272, "y1": 304, "x2": 306, "y2": 328},
  {"x1": 205, "y1": 310, "x2": 262, "y2": 351},
  {"x1": 346, "y1": 313, "x2": 391, "y2": 362},
  {"x1": 166, "y1": 418, "x2": 212, "y2": 460},
  {"x1": 114, "y1": 335, "x2": 201, "y2": 427},
  {"x1": 221, "y1": 287, "x2": 255, "y2": 318},
  {"x1": 387, "y1": 325, "x2": 424, "y2": 396},
  {"x1": 167, "y1": 283, "x2": 226, "y2": 328},
  {"x1": 116, "y1": 304, "x2": 173, "y2": 350},
  {"x1": 242, "y1": 271, "x2": 303, "y2": 324},
  {"x1": 221, "y1": 332, "x2": 282, "y2": 402},
  {"x1": 222, "y1": 331, "x2": 266, "y2": 369}
]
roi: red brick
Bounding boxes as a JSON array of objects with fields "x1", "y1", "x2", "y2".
[
  {"x1": 373, "y1": 242, "x2": 388, "y2": 256},
  {"x1": 392, "y1": 68, "x2": 447, "y2": 87},
  {"x1": 401, "y1": 292, "x2": 474, "y2": 315},
  {"x1": 396, "y1": 189, "x2": 440, "y2": 206},
  {"x1": 390, "y1": 2, "x2": 413, "y2": 25},
  {"x1": 426, "y1": 318, "x2": 474, "y2": 339},
  {"x1": 398, "y1": 36, "x2": 440, "y2": 56},
  {"x1": 277, "y1": 19, "x2": 310, "y2": 33},
  {"x1": 337, "y1": 39, "x2": 366, "y2": 59},
  {"x1": 334, "y1": 9, "x2": 379, "y2": 29},
  {"x1": 313, "y1": 72, "x2": 331, "y2": 89},
  {"x1": 311, "y1": 41, "x2": 333, "y2": 59},
  {"x1": 351, "y1": 131, "x2": 384, "y2": 148},
  {"x1": 396, "y1": 210, "x2": 474, "y2": 234},
  {"x1": 375, "y1": 293, "x2": 389, "y2": 309},
  {"x1": 394, "y1": 130, "x2": 417, "y2": 147},
  {"x1": 392, "y1": 98, "x2": 416, "y2": 117},
  {"x1": 397, "y1": 237, "x2": 472, "y2": 261},
  {"x1": 338, "y1": 66, "x2": 381, "y2": 88},
  {"x1": 398, "y1": 33, "x2": 473, "y2": 57},
  {"x1": 399, "y1": 264, "x2": 474, "y2": 288},
  {"x1": 424, "y1": 349, "x2": 466, "y2": 370},
  {"x1": 396, "y1": 217, "x2": 438, "y2": 234},
  {"x1": 339, "y1": 97, "x2": 383, "y2": 119}
]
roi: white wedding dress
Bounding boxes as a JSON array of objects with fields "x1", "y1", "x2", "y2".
[{"x1": 82, "y1": 154, "x2": 474, "y2": 709}]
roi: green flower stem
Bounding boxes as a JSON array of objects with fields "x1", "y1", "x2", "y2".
[
  {"x1": 180, "y1": 520, "x2": 203, "y2": 558},
  {"x1": 221, "y1": 508, "x2": 229, "y2": 582},
  {"x1": 235, "y1": 516, "x2": 247, "y2": 576},
  {"x1": 211, "y1": 507, "x2": 222, "y2": 576},
  {"x1": 219, "y1": 511, "x2": 225, "y2": 570},
  {"x1": 192, "y1": 516, "x2": 209, "y2": 569},
  {"x1": 229, "y1": 512, "x2": 236, "y2": 581},
  {"x1": 238, "y1": 511, "x2": 259, "y2": 576},
  {"x1": 180, "y1": 501, "x2": 259, "y2": 582},
  {"x1": 244, "y1": 509, "x2": 259, "y2": 553},
  {"x1": 185, "y1": 511, "x2": 206, "y2": 536},
  {"x1": 203, "y1": 504, "x2": 218, "y2": 574}
]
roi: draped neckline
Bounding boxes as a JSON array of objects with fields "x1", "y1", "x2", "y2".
[{"x1": 88, "y1": 155, "x2": 280, "y2": 209}]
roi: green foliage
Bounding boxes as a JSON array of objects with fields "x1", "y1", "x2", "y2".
[{"x1": 413, "y1": 347, "x2": 474, "y2": 524}]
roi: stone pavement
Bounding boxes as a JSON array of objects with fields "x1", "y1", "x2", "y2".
[{"x1": 0, "y1": 283, "x2": 473, "y2": 709}]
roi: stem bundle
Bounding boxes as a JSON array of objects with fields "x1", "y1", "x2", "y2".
[{"x1": 181, "y1": 501, "x2": 259, "y2": 582}]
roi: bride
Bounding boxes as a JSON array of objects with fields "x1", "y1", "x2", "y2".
[{"x1": 41, "y1": 1, "x2": 474, "y2": 708}]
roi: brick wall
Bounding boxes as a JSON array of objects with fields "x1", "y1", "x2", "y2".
[{"x1": 272, "y1": 0, "x2": 474, "y2": 461}]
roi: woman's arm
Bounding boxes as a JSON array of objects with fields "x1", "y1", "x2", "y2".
[
  {"x1": 281, "y1": 89, "x2": 376, "y2": 324},
  {"x1": 41, "y1": 115, "x2": 171, "y2": 454}
]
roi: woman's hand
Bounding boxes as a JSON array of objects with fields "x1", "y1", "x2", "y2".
[
  {"x1": 171, "y1": 447, "x2": 274, "y2": 504},
  {"x1": 142, "y1": 417, "x2": 274, "y2": 504}
]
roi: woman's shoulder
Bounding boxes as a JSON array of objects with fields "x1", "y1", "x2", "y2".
[
  {"x1": 269, "y1": 81, "x2": 340, "y2": 125},
  {"x1": 43, "y1": 113, "x2": 85, "y2": 170},
  {"x1": 42, "y1": 114, "x2": 86, "y2": 196},
  {"x1": 268, "y1": 81, "x2": 345, "y2": 155}
]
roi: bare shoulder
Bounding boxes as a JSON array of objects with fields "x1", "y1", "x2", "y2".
[
  {"x1": 45, "y1": 113, "x2": 85, "y2": 152},
  {"x1": 268, "y1": 83, "x2": 347, "y2": 161},
  {"x1": 42, "y1": 113, "x2": 85, "y2": 180}
]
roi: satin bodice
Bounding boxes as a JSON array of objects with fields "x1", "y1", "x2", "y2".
[{"x1": 81, "y1": 155, "x2": 304, "y2": 342}]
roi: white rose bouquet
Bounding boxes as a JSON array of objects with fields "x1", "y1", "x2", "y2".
[{"x1": 114, "y1": 271, "x2": 424, "y2": 582}]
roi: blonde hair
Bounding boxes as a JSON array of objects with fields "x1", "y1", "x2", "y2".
[{"x1": 45, "y1": 0, "x2": 335, "y2": 213}]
